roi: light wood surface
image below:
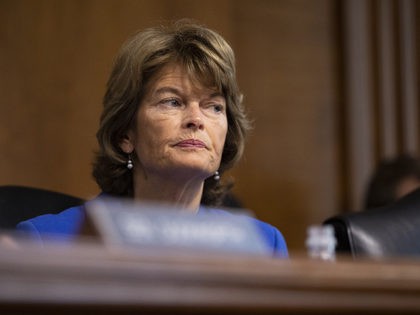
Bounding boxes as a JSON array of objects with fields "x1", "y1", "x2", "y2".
[{"x1": 1, "y1": 242, "x2": 420, "y2": 314}]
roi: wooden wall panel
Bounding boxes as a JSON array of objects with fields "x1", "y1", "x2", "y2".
[
  {"x1": 0, "y1": 0, "x2": 339, "y2": 251},
  {"x1": 398, "y1": 0, "x2": 419, "y2": 153},
  {"x1": 230, "y1": 0, "x2": 339, "y2": 250},
  {"x1": 341, "y1": 0, "x2": 376, "y2": 212},
  {"x1": 0, "y1": 0, "x2": 233, "y2": 198},
  {"x1": 377, "y1": 0, "x2": 398, "y2": 157},
  {"x1": 340, "y1": 0, "x2": 420, "y2": 212}
]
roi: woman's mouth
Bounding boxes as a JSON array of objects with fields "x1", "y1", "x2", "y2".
[{"x1": 176, "y1": 139, "x2": 206, "y2": 148}]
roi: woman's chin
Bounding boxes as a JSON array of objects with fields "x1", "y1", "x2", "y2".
[{"x1": 166, "y1": 163, "x2": 213, "y2": 180}]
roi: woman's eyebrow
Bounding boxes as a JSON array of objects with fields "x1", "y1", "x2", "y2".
[
  {"x1": 154, "y1": 86, "x2": 181, "y2": 96},
  {"x1": 209, "y1": 92, "x2": 225, "y2": 99},
  {"x1": 152, "y1": 87, "x2": 225, "y2": 100}
]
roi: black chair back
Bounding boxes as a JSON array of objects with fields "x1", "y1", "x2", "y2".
[
  {"x1": 324, "y1": 188, "x2": 420, "y2": 258},
  {"x1": 0, "y1": 185, "x2": 84, "y2": 230}
]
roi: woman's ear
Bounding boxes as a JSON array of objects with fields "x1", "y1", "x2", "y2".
[{"x1": 119, "y1": 131, "x2": 135, "y2": 154}]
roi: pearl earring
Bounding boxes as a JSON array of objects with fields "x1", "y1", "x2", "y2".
[
  {"x1": 127, "y1": 154, "x2": 133, "y2": 170},
  {"x1": 214, "y1": 171, "x2": 220, "y2": 181}
]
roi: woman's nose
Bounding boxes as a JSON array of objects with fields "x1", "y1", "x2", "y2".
[{"x1": 183, "y1": 103, "x2": 204, "y2": 130}]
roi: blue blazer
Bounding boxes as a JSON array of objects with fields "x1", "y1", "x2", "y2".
[{"x1": 16, "y1": 203, "x2": 288, "y2": 258}]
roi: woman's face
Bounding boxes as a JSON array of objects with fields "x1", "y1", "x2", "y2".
[{"x1": 121, "y1": 63, "x2": 228, "y2": 181}]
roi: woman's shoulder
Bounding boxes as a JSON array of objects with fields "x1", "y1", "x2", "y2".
[{"x1": 15, "y1": 205, "x2": 85, "y2": 243}]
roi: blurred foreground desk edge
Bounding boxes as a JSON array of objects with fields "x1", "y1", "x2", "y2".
[{"x1": 1, "y1": 243, "x2": 420, "y2": 314}]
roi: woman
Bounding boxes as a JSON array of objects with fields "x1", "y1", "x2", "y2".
[{"x1": 16, "y1": 20, "x2": 288, "y2": 257}]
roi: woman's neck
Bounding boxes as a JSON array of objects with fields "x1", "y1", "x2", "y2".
[{"x1": 132, "y1": 171, "x2": 204, "y2": 213}]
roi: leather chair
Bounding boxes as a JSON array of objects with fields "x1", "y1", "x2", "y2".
[
  {"x1": 324, "y1": 188, "x2": 420, "y2": 259},
  {"x1": 0, "y1": 185, "x2": 84, "y2": 230}
]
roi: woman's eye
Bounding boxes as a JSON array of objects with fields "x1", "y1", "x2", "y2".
[
  {"x1": 212, "y1": 104, "x2": 224, "y2": 113},
  {"x1": 161, "y1": 98, "x2": 181, "y2": 107},
  {"x1": 202, "y1": 103, "x2": 225, "y2": 115}
]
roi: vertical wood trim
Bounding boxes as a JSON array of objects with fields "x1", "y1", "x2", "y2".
[
  {"x1": 399, "y1": 0, "x2": 419, "y2": 154},
  {"x1": 343, "y1": 0, "x2": 375, "y2": 211},
  {"x1": 377, "y1": 0, "x2": 398, "y2": 157}
]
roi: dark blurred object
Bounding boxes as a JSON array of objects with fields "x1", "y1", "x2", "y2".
[
  {"x1": 221, "y1": 192, "x2": 243, "y2": 209},
  {"x1": 0, "y1": 185, "x2": 241, "y2": 231},
  {"x1": 364, "y1": 154, "x2": 420, "y2": 210},
  {"x1": 0, "y1": 185, "x2": 84, "y2": 230},
  {"x1": 324, "y1": 188, "x2": 420, "y2": 259}
]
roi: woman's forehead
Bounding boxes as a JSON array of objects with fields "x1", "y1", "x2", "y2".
[{"x1": 145, "y1": 63, "x2": 221, "y2": 94}]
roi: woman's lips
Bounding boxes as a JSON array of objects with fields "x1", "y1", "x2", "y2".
[{"x1": 176, "y1": 139, "x2": 206, "y2": 148}]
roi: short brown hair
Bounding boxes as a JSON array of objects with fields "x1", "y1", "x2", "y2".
[{"x1": 92, "y1": 20, "x2": 251, "y2": 205}]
